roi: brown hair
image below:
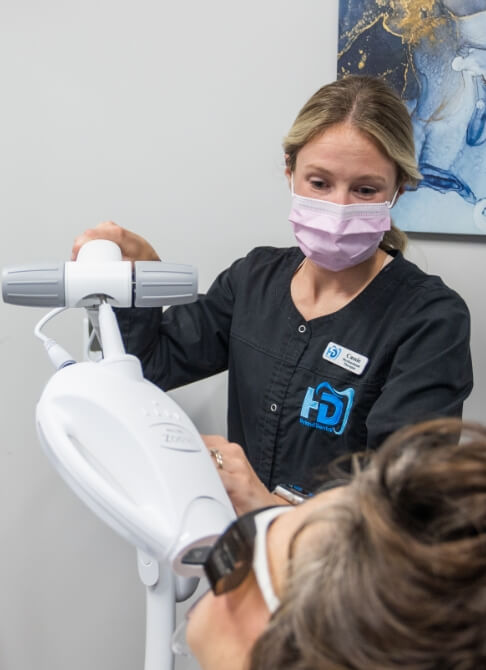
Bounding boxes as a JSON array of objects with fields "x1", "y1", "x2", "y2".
[
  {"x1": 283, "y1": 75, "x2": 422, "y2": 254},
  {"x1": 250, "y1": 419, "x2": 486, "y2": 669}
]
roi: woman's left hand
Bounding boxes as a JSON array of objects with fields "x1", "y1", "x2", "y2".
[{"x1": 201, "y1": 435, "x2": 284, "y2": 515}]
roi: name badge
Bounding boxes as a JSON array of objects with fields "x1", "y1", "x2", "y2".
[{"x1": 323, "y1": 341, "x2": 368, "y2": 376}]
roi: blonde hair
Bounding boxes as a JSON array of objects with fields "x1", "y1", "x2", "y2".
[
  {"x1": 283, "y1": 75, "x2": 422, "y2": 253},
  {"x1": 250, "y1": 419, "x2": 486, "y2": 669}
]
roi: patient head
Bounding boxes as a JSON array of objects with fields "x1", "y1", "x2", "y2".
[{"x1": 188, "y1": 419, "x2": 486, "y2": 670}]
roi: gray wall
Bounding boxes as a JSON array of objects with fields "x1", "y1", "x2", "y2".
[
  {"x1": 0, "y1": 2, "x2": 338, "y2": 669},
  {"x1": 0, "y1": 2, "x2": 483, "y2": 669}
]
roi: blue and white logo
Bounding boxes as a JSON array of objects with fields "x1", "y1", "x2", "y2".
[
  {"x1": 326, "y1": 344, "x2": 342, "y2": 360},
  {"x1": 299, "y1": 381, "x2": 354, "y2": 435}
]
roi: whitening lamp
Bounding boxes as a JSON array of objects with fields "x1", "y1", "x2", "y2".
[{"x1": 2, "y1": 240, "x2": 236, "y2": 670}]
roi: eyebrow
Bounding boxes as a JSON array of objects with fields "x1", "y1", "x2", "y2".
[{"x1": 304, "y1": 165, "x2": 388, "y2": 184}]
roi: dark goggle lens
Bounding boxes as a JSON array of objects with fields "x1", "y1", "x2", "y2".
[
  {"x1": 211, "y1": 560, "x2": 251, "y2": 595},
  {"x1": 204, "y1": 511, "x2": 260, "y2": 596}
]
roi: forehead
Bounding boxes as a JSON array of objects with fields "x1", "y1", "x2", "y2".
[{"x1": 296, "y1": 123, "x2": 397, "y2": 180}]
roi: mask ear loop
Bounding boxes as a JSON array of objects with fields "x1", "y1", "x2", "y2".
[
  {"x1": 388, "y1": 187, "x2": 400, "y2": 209},
  {"x1": 290, "y1": 172, "x2": 295, "y2": 196}
]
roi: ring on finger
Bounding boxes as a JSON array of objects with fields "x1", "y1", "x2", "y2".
[{"x1": 210, "y1": 448, "x2": 224, "y2": 469}]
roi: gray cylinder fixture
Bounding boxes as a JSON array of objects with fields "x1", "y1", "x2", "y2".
[
  {"x1": 134, "y1": 262, "x2": 198, "y2": 307},
  {"x1": 2, "y1": 263, "x2": 65, "y2": 307}
]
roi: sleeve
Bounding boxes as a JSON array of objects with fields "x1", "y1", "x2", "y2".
[
  {"x1": 115, "y1": 254, "x2": 246, "y2": 390},
  {"x1": 365, "y1": 287, "x2": 474, "y2": 450}
]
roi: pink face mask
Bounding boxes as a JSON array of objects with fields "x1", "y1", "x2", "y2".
[{"x1": 289, "y1": 177, "x2": 398, "y2": 272}]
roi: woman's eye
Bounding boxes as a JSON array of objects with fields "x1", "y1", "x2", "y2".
[
  {"x1": 310, "y1": 179, "x2": 326, "y2": 189},
  {"x1": 356, "y1": 186, "x2": 377, "y2": 196}
]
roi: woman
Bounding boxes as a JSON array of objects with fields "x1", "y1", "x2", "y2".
[
  {"x1": 186, "y1": 418, "x2": 486, "y2": 670},
  {"x1": 72, "y1": 76, "x2": 473, "y2": 514}
]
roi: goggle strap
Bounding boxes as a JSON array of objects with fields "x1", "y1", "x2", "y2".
[{"x1": 252, "y1": 506, "x2": 293, "y2": 614}]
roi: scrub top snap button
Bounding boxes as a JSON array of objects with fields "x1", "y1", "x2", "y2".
[
  {"x1": 298, "y1": 324, "x2": 306, "y2": 333},
  {"x1": 270, "y1": 403, "x2": 278, "y2": 412}
]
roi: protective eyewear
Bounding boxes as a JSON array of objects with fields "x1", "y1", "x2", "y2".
[
  {"x1": 204, "y1": 505, "x2": 292, "y2": 613},
  {"x1": 172, "y1": 506, "x2": 291, "y2": 657}
]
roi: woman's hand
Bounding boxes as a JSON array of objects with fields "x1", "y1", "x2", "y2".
[
  {"x1": 71, "y1": 221, "x2": 160, "y2": 263},
  {"x1": 202, "y1": 435, "x2": 285, "y2": 516}
]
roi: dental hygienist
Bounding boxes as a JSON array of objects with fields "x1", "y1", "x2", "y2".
[{"x1": 72, "y1": 75, "x2": 473, "y2": 515}]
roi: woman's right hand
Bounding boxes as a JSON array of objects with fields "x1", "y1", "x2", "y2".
[{"x1": 71, "y1": 221, "x2": 161, "y2": 263}]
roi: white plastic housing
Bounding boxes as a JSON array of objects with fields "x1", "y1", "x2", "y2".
[
  {"x1": 36, "y1": 355, "x2": 235, "y2": 573},
  {"x1": 65, "y1": 240, "x2": 132, "y2": 307}
]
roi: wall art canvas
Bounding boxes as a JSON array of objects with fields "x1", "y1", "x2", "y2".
[{"x1": 338, "y1": 1, "x2": 486, "y2": 235}]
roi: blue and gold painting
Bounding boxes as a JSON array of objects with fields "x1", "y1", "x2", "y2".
[{"x1": 338, "y1": 1, "x2": 486, "y2": 235}]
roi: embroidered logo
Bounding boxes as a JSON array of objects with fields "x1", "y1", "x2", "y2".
[{"x1": 299, "y1": 381, "x2": 354, "y2": 435}]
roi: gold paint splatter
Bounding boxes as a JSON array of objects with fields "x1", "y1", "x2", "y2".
[
  {"x1": 358, "y1": 51, "x2": 367, "y2": 69},
  {"x1": 338, "y1": 1, "x2": 452, "y2": 57},
  {"x1": 384, "y1": 0, "x2": 448, "y2": 45}
]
